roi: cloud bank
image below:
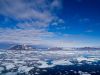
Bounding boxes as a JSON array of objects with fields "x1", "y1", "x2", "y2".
[{"x1": 0, "y1": 28, "x2": 77, "y2": 47}]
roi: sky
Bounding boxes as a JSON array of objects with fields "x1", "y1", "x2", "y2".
[{"x1": 0, "y1": 0, "x2": 100, "y2": 47}]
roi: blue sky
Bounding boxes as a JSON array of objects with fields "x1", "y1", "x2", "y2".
[{"x1": 0, "y1": 0, "x2": 100, "y2": 47}]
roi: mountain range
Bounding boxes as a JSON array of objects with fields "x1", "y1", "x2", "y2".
[{"x1": 0, "y1": 42, "x2": 100, "y2": 50}]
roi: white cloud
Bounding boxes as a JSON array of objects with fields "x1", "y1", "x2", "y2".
[
  {"x1": 0, "y1": 28, "x2": 98, "y2": 47},
  {"x1": 0, "y1": 28, "x2": 52, "y2": 42},
  {"x1": 0, "y1": 0, "x2": 63, "y2": 29},
  {"x1": 0, "y1": 28, "x2": 79, "y2": 47},
  {"x1": 85, "y1": 30, "x2": 93, "y2": 33},
  {"x1": 79, "y1": 18, "x2": 90, "y2": 23}
]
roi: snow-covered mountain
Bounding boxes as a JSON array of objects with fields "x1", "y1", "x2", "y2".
[
  {"x1": 75, "y1": 47, "x2": 100, "y2": 50},
  {"x1": 8, "y1": 44, "x2": 63, "y2": 51},
  {"x1": 8, "y1": 44, "x2": 33, "y2": 50}
]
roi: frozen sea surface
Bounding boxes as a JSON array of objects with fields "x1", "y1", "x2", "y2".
[{"x1": 0, "y1": 49, "x2": 100, "y2": 75}]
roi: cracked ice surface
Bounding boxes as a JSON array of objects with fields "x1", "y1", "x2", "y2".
[{"x1": 0, "y1": 49, "x2": 100, "y2": 74}]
